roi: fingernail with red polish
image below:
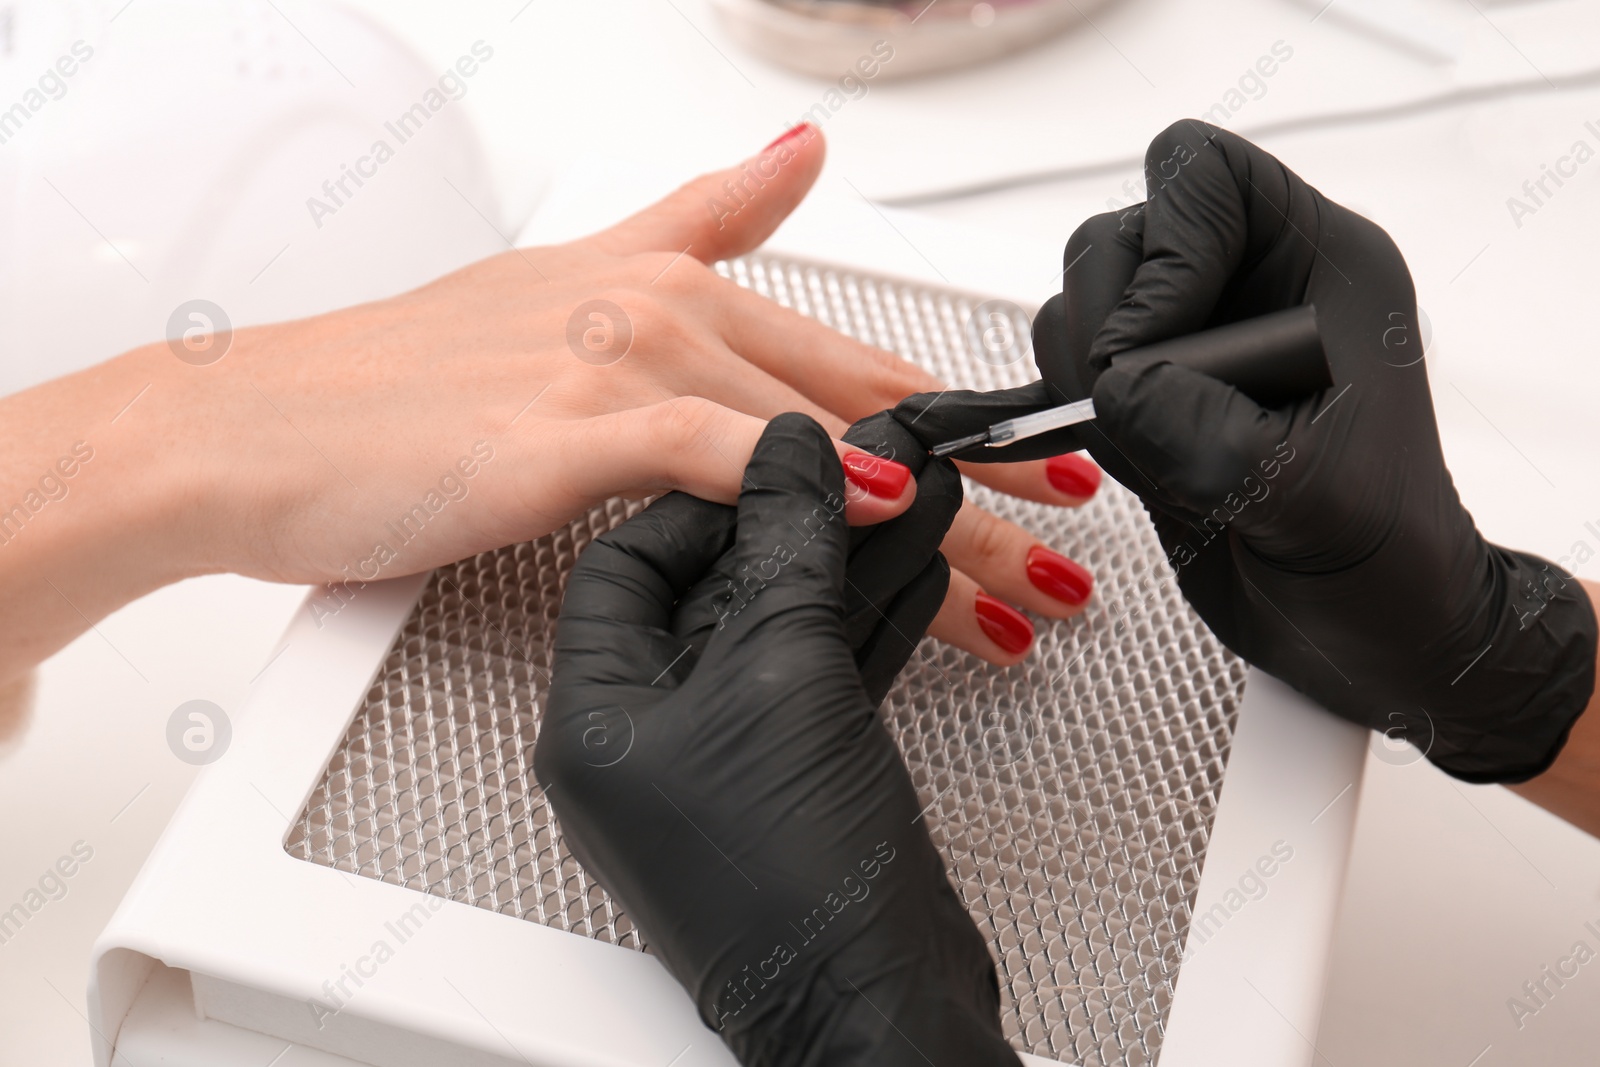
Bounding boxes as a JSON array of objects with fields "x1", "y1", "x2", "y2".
[
  {"x1": 764, "y1": 122, "x2": 814, "y2": 151},
  {"x1": 842, "y1": 452, "x2": 911, "y2": 499},
  {"x1": 1046, "y1": 453, "x2": 1101, "y2": 499},
  {"x1": 1025, "y1": 545, "x2": 1093, "y2": 606},
  {"x1": 975, "y1": 592, "x2": 1034, "y2": 656}
]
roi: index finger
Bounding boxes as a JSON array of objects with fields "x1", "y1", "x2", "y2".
[{"x1": 1088, "y1": 120, "x2": 1318, "y2": 370}]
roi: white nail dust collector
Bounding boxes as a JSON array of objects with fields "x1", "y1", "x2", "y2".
[{"x1": 90, "y1": 175, "x2": 1368, "y2": 1067}]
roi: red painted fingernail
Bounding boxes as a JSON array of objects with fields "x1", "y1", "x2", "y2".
[
  {"x1": 842, "y1": 452, "x2": 911, "y2": 499},
  {"x1": 763, "y1": 122, "x2": 814, "y2": 151},
  {"x1": 1046, "y1": 453, "x2": 1101, "y2": 499},
  {"x1": 1025, "y1": 545, "x2": 1093, "y2": 606},
  {"x1": 974, "y1": 592, "x2": 1034, "y2": 656}
]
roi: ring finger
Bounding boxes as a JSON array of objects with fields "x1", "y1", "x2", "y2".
[{"x1": 939, "y1": 502, "x2": 1093, "y2": 621}]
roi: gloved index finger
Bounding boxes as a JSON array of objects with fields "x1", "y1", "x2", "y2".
[
  {"x1": 890, "y1": 380, "x2": 1091, "y2": 463},
  {"x1": 1088, "y1": 120, "x2": 1319, "y2": 371}
]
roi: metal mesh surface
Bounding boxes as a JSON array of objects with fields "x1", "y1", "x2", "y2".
[{"x1": 285, "y1": 253, "x2": 1247, "y2": 1066}]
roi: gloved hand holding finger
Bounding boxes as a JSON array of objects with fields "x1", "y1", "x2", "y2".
[{"x1": 539, "y1": 412, "x2": 1019, "y2": 1067}]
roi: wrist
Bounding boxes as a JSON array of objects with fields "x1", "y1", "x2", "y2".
[
  {"x1": 1424, "y1": 545, "x2": 1598, "y2": 783},
  {"x1": 1506, "y1": 580, "x2": 1600, "y2": 833},
  {"x1": 781, "y1": 974, "x2": 1016, "y2": 1067},
  {"x1": 0, "y1": 343, "x2": 222, "y2": 681},
  {"x1": 104, "y1": 341, "x2": 238, "y2": 581}
]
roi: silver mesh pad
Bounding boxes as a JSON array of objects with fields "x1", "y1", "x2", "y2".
[{"x1": 286, "y1": 253, "x2": 1247, "y2": 1066}]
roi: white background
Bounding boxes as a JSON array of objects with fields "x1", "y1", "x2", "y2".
[{"x1": 2, "y1": 0, "x2": 1600, "y2": 1064}]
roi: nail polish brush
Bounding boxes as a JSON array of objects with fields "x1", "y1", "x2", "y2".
[{"x1": 930, "y1": 306, "x2": 1332, "y2": 458}]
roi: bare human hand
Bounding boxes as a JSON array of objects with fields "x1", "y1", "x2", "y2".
[{"x1": 0, "y1": 125, "x2": 1098, "y2": 683}]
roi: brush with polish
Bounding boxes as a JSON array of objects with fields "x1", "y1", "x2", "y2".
[{"x1": 929, "y1": 306, "x2": 1333, "y2": 459}]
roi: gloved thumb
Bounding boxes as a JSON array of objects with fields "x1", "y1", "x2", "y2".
[
  {"x1": 1093, "y1": 358, "x2": 1299, "y2": 536},
  {"x1": 714, "y1": 412, "x2": 853, "y2": 641}
]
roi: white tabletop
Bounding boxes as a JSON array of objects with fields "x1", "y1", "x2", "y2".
[{"x1": 4, "y1": 2, "x2": 1600, "y2": 1064}]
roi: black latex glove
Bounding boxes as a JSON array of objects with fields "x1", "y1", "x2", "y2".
[
  {"x1": 536, "y1": 412, "x2": 1019, "y2": 1067},
  {"x1": 1006, "y1": 120, "x2": 1593, "y2": 783}
]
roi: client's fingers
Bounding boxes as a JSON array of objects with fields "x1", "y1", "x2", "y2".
[
  {"x1": 928, "y1": 568, "x2": 1034, "y2": 668},
  {"x1": 955, "y1": 454, "x2": 1102, "y2": 507},
  {"x1": 940, "y1": 503, "x2": 1092, "y2": 620},
  {"x1": 708, "y1": 292, "x2": 1105, "y2": 510},
  {"x1": 712, "y1": 280, "x2": 948, "y2": 419},
  {"x1": 667, "y1": 337, "x2": 850, "y2": 435},
  {"x1": 549, "y1": 398, "x2": 916, "y2": 527}
]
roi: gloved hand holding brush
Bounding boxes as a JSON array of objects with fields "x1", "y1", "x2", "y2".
[{"x1": 896, "y1": 121, "x2": 1597, "y2": 784}]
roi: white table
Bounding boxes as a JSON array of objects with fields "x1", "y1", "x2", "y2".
[{"x1": 5, "y1": 1, "x2": 1600, "y2": 1064}]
